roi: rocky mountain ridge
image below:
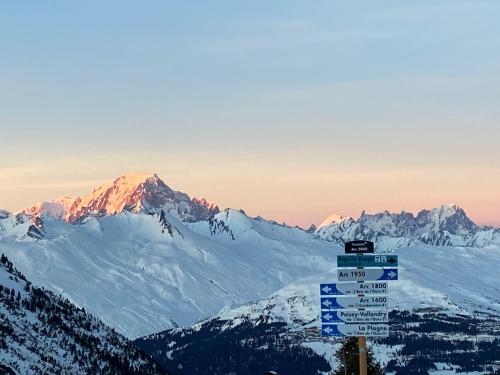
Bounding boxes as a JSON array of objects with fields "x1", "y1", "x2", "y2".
[
  {"x1": 315, "y1": 204, "x2": 499, "y2": 249},
  {"x1": 22, "y1": 173, "x2": 219, "y2": 224}
]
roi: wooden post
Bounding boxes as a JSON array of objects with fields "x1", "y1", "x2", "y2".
[{"x1": 359, "y1": 336, "x2": 367, "y2": 375}]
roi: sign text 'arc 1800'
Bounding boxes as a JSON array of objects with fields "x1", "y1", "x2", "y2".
[{"x1": 320, "y1": 282, "x2": 388, "y2": 296}]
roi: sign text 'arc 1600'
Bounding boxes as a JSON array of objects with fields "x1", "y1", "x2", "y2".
[{"x1": 321, "y1": 296, "x2": 388, "y2": 310}]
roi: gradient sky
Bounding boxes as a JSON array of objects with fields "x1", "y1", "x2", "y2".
[{"x1": 1, "y1": 0, "x2": 499, "y2": 227}]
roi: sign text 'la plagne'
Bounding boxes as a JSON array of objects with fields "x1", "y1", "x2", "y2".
[{"x1": 321, "y1": 323, "x2": 389, "y2": 337}]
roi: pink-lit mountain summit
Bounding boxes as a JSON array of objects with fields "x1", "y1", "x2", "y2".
[{"x1": 23, "y1": 173, "x2": 219, "y2": 224}]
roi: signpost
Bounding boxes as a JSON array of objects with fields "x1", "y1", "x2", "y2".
[
  {"x1": 337, "y1": 255, "x2": 398, "y2": 268},
  {"x1": 320, "y1": 240, "x2": 399, "y2": 375},
  {"x1": 337, "y1": 268, "x2": 398, "y2": 282},
  {"x1": 320, "y1": 282, "x2": 388, "y2": 296}
]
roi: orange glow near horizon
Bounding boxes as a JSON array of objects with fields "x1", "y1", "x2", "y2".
[{"x1": 0, "y1": 155, "x2": 498, "y2": 229}]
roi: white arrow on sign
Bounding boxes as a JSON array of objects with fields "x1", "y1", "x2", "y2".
[
  {"x1": 323, "y1": 325, "x2": 335, "y2": 335},
  {"x1": 322, "y1": 299, "x2": 333, "y2": 308},
  {"x1": 321, "y1": 285, "x2": 332, "y2": 294},
  {"x1": 323, "y1": 312, "x2": 334, "y2": 321}
]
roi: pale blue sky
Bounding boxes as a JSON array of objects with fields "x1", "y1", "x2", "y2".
[{"x1": 1, "y1": 1, "x2": 499, "y2": 226}]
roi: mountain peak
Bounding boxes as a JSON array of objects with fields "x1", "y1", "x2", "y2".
[
  {"x1": 23, "y1": 173, "x2": 219, "y2": 224},
  {"x1": 112, "y1": 172, "x2": 161, "y2": 187},
  {"x1": 317, "y1": 213, "x2": 351, "y2": 229},
  {"x1": 426, "y1": 203, "x2": 463, "y2": 214},
  {"x1": 416, "y1": 204, "x2": 476, "y2": 234},
  {"x1": 92, "y1": 172, "x2": 163, "y2": 195}
]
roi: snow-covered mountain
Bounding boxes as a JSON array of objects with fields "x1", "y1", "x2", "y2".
[
  {"x1": 1, "y1": 173, "x2": 499, "y2": 343},
  {"x1": 0, "y1": 254, "x2": 165, "y2": 374},
  {"x1": 1, "y1": 172, "x2": 500, "y2": 373},
  {"x1": 23, "y1": 173, "x2": 219, "y2": 224},
  {"x1": 315, "y1": 205, "x2": 500, "y2": 249},
  {"x1": 0, "y1": 206, "x2": 336, "y2": 338}
]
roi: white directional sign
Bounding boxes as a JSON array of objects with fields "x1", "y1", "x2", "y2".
[
  {"x1": 321, "y1": 310, "x2": 389, "y2": 323},
  {"x1": 320, "y1": 282, "x2": 388, "y2": 296},
  {"x1": 337, "y1": 268, "x2": 398, "y2": 282},
  {"x1": 321, "y1": 296, "x2": 387, "y2": 310},
  {"x1": 322, "y1": 324, "x2": 389, "y2": 337}
]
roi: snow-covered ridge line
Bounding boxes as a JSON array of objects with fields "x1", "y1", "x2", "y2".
[
  {"x1": 315, "y1": 204, "x2": 500, "y2": 249},
  {"x1": 5, "y1": 172, "x2": 498, "y2": 249}
]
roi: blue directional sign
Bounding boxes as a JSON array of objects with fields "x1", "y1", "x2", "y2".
[
  {"x1": 337, "y1": 255, "x2": 398, "y2": 268},
  {"x1": 321, "y1": 296, "x2": 387, "y2": 310},
  {"x1": 337, "y1": 268, "x2": 398, "y2": 282},
  {"x1": 322, "y1": 324, "x2": 389, "y2": 337},
  {"x1": 322, "y1": 310, "x2": 389, "y2": 323},
  {"x1": 320, "y1": 282, "x2": 388, "y2": 296}
]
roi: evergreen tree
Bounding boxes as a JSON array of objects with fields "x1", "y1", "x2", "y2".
[{"x1": 333, "y1": 338, "x2": 383, "y2": 375}]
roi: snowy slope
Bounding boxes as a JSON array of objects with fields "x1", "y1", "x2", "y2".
[
  {"x1": 206, "y1": 243, "x2": 500, "y2": 327},
  {"x1": 138, "y1": 244, "x2": 500, "y2": 375},
  {"x1": 0, "y1": 209, "x2": 338, "y2": 338},
  {"x1": 0, "y1": 254, "x2": 165, "y2": 374}
]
